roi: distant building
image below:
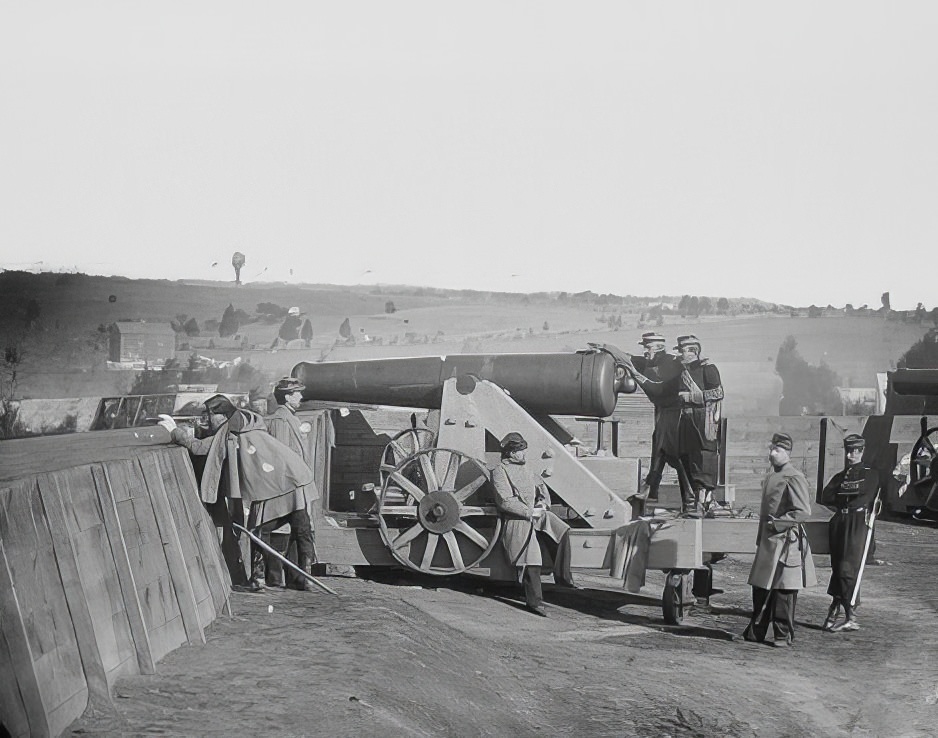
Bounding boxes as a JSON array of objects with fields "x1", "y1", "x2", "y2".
[{"x1": 108, "y1": 322, "x2": 176, "y2": 368}]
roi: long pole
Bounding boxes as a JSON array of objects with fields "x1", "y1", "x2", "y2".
[{"x1": 232, "y1": 522, "x2": 339, "y2": 596}]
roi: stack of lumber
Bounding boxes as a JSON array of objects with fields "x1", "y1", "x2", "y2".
[{"x1": 0, "y1": 427, "x2": 230, "y2": 737}]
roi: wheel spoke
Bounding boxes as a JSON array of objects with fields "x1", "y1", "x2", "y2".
[
  {"x1": 391, "y1": 522, "x2": 424, "y2": 551},
  {"x1": 380, "y1": 462, "x2": 398, "y2": 474},
  {"x1": 454, "y1": 521, "x2": 489, "y2": 550},
  {"x1": 389, "y1": 439, "x2": 409, "y2": 464},
  {"x1": 421, "y1": 533, "x2": 440, "y2": 569},
  {"x1": 441, "y1": 451, "x2": 461, "y2": 492},
  {"x1": 454, "y1": 473, "x2": 487, "y2": 502},
  {"x1": 389, "y1": 471, "x2": 426, "y2": 502},
  {"x1": 378, "y1": 505, "x2": 418, "y2": 516},
  {"x1": 924, "y1": 435, "x2": 937, "y2": 455},
  {"x1": 459, "y1": 505, "x2": 498, "y2": 516},
  {"x1": 442, "y1": 531, "x2": 465, "y2": 570},
  {"x1": 418, "y1": 453, "x2": 440, "y2": 493}
]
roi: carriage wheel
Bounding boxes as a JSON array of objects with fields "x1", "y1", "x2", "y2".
[
  {"x1": 910, "y1": 426, "x2": 938, "y2": 510},
  {"x1": 377, "y1": 448, "x2": 501, "y2": 575},
  {"x1": 379, "y1": 428, "x2": 436, "y2": 501}
]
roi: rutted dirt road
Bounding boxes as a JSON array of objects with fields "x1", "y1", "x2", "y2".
[{"x1": 69, "y1": 519, "x2": 938, "y2": 737}]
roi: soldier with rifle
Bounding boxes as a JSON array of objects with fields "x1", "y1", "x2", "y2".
[{"x1": 817, "y1": 433, "x2": 881, "y2": 632}]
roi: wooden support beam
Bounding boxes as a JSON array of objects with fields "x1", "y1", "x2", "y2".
[
  {"x1": 137, "y1": 454, "x2": 205, "y2": 646},
  {"x1": 36, "y1": 474, "x2": 111, "y2": 708},
  {"x1": 90, "y1": 466, "x2": 155, "y2": 675}
]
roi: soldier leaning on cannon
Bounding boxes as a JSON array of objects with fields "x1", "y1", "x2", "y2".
[
  {"x1": 743, "y1": 432, "x2": 816, "y2": 647},
  {"x1": 161, "y1": 394, "x2": 314, "y2": 591},
  {"x1": 817, "y1": 433, "x2": 881, "y2": 633}
]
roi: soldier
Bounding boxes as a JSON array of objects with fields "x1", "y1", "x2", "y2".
[
  {"x1": 491, "y1": 432, "x2": 574, "y2": 617},
  {"x1": 591, "y1": 334, "x2": 693, "y2": 512},
  {"x1": 817, "y1": 433, "x2": 880, "y2": 632},
  {"x1": 162, "y1": 394, "x2": 314, "y2": 591},
  {"x1": 743, "y1": 432, "x2": 816, "y2": 647},
  {"x1": 263, "y1": 377, "x2": 320, "y2": 591},
  {"x1": 674, "y1": 335, "x2": 724, "y2": 515}
]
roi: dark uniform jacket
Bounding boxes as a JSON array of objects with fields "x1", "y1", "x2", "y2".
[{"x1": 678, "y1": 358, "x2": 723, "y2": 451}]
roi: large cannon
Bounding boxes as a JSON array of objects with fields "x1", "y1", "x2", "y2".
[{"x1": 292, "y1": 351, "x2": 636, "y2": 418}]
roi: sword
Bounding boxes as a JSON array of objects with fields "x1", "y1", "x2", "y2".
[
  {"x1": 232, "y1": 522, "x2": 339, "y2": 596},
  {"x1": 850, "y1": 492, "x2": 882, "y2": 607}
]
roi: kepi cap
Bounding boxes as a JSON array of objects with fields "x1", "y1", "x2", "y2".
[
  {"x1": 274, "y1": 376, "x2": 306, "y2": 394},
  {"x1": 203, "y1": 394, "x2": 237, "y2": 418},
  {"x1": 843, "y1": 433, "x2": 865, "y2": 451},
  {"x1": 637, "y1": 332, "x2": 666, "y2": 346},
  {"x1": 674, "y1": 334, "x2": 701, "y2": 351},
  {"x1": 500, "y1": 432, "x2": 528, "y2": 452},
  {"x1": 770, "y1": 432, "x2": 793, "y2": 451}
]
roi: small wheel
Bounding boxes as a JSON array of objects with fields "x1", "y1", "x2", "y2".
[
  {"x1": 662, "y1": 571, "x2": 687, "y2": 625},
  {"x1": 910, "y1": 426, "x2": 938, "y2": 510},
  {"x1": 377, "y1": 448, "x2": 501, "y2": 575}
]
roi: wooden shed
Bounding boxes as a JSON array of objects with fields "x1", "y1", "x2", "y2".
[{"x1": 108, "y1": 322, "x2": 176, "y2": 366}]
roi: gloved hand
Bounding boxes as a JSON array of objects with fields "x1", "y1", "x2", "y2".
[{"x1": 157, "y1": 414, "x2": 177, "y2": 432}]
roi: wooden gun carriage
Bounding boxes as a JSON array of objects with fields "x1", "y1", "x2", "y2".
[{"x1": 291, "y1": 351, "x2": 828, "y2": 624}]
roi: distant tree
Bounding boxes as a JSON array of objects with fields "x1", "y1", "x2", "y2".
[
  {"x1": 385, "y1": 300, "x2": 397, "y2": 314},
  {"x1": 279, "y1": 314, "x2": 301, "y2": 341},
  {"x1": 678, "y1": 295, "x2": 691, "y2": 316},
  {"x1": 301, "y1": 319, "x2": 314, "y2": 347},
  {"x1": 915, "y1": 303, "x2": 926, "y2": 323},
  {"x1": 931, "y1": 307, "x2": 938, "y2": 326},
  {"x1": 881, "y1": 291, "x2": 891, "y2": 312},
  {"x1": 24, "y1": 299, "x2": 40, "y2": 329},
  {"x1": 716, "y1": 297, "x2": 729, "y2": 314},
  {"x1": 257, "y1": 302, "x2": 289, "y2": 322},
  {"x1": 808, "y1": 304, "x2": 822, "y2": 318},
  {"x1": 219, "y1": 304, "x2": 240, "y2": 337},
  {"x1": 655, "y1": 314, "x2": 664, "y2": 327},
  {"x1": 232, "y1": 252, "x2": 245, "y2": 285},
  {"x1": 775, "y1": 335, "x2": 841, "y2": 415},
  {"x1": 688, "y1": 296, "x2": 700, "y2": 316},
  {"x1": 183, "y1": 317, "x2": 200, "y2": 336},
  {"x1": 339, "y1": 318, "x2": 352, "y2": 339},
  {"x1": 698, "y1": 296, "x2": 713, "y2": 314},
  {"x1": 845, "y1": 303, "x2": 854, "y2": 315},
  {"x1": 171, "y1": 313, "x2": 189, "y2": 332},
  {"x1": 897, "y1": 332, "x2": 938, "y2": 369}
]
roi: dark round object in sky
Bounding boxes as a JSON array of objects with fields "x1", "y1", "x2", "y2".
[{"x1": 108, "y1": 295, "x2": 117, "y2": 303}]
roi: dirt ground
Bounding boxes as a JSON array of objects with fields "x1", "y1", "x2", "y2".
[{"x1": 69, "y1": 518, "x2": 938, "y2": 737}]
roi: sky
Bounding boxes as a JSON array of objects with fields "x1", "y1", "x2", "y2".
[{"x1": 1, "y1": 2, "x2": 937, "y2": 309}]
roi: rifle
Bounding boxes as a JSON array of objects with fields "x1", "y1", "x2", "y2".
[{"x1": 233, "y1": 522, "x2": 339, "y2": 596}]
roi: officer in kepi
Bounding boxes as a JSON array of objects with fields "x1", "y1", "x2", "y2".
[{"x1": 817, "y1": 433, "x2": 881, "y2": 632}]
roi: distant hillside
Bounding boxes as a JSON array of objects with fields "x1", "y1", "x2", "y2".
[{"x1": 0, "y1": 271, "x2": 932, "y2": 410}]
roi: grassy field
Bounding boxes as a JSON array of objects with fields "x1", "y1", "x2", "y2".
[{"x1": 0, "y1": 271, "x2": 931, "y2": 409}]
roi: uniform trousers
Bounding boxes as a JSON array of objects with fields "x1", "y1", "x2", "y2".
[{"x1": 744, "y1": 587, "x2": 798, "y2": 644}]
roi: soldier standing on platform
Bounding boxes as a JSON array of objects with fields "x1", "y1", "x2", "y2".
[
  {"x1": 818, "y1": 433, "x2": 881, "y2": 632},
  {"x1": 674, "y1": 335, "x2": 724, "y2": 515},
  {"x1": 591, "y1": 334, "x2": 693, "y2": 512},
  {"x1": 743, "y1": 432, "x2": 816, "y2": 647}
]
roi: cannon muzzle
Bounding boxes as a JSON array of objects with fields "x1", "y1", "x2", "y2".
[{"x1": 293, "y1": 351, "x2": 634, "y2": 417}]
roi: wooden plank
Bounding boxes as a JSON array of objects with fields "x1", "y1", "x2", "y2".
[
  {"x1": 36, "y1": 474, "x2": 111, "y2": 708},
  {"x1": 137, "y1": 453, "x2": 205, "y2": 646},
  {"x1": 646, "y1": 518, "x2": 702, "y2": 570},
  {"x1": 90, "y1": 465, "x2": 155, "y2": 674},
  {"x1": 0, "y1": 489, "x2": 46, "y2": 738},
  {"x1": 162, "y1": 448, "x2": 231, "y2": 616}
]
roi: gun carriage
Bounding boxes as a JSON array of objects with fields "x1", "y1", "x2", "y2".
[{"x1": 292, "y1": 350, "x2": 824, "y2": 623}]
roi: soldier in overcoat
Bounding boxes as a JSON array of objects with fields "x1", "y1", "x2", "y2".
[
  {"x1": 817, "y1": 433, "x2": 880, "y2": 632},
  {"x1": 491, "y1": 432, "x2": 573, "y2": 617},
  {"x1": 263, "y1": 377, "x2": 321, "y2": 590},
  {"x1": 743, "y1": 432, "x2": 817, "y2": 647}
]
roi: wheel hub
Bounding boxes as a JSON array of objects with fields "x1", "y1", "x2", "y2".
[{"x1": 417, "y1": 490, "x2": 461, "y2": 534}]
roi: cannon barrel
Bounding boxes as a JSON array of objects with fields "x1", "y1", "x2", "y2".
[{"x1": 292, "y1": 352, "x2": 628, "y2": 417}]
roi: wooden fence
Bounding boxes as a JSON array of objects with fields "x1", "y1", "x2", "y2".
[{"x1": 0, "y1": 430, "x2": 230, "y2": 738}]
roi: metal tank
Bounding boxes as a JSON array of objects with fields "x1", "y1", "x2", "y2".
[{"x1": 292, "y1": 351, "x2": 635, "y2": 418}]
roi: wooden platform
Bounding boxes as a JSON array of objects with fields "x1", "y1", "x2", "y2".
[{"x1": 0, "y1": 429, "x2": 230, "y2": 738}]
